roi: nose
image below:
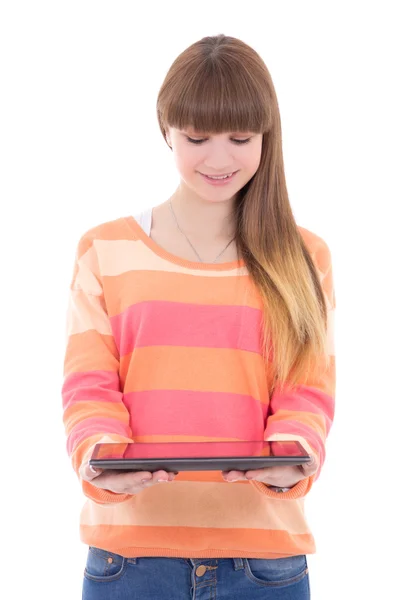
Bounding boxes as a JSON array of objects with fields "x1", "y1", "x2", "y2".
[{"x1": 202, "y1": 141, "x2": 236, "y2": 173}]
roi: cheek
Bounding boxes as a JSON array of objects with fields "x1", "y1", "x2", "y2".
[
  {"x1": 244, "y1": 146, "x2": 262, "y2": 174},
  {"x1": 174, "y1": 150, "x2": 199, "y2": 176}
]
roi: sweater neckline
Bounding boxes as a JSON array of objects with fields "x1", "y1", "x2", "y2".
[{"x1": 124, "y1": 215, "x2": 246, "y2": 272}]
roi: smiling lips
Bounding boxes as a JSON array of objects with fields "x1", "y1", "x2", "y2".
[
  {"x1": 199, "y1": 171, "x2": 238, "y2": 185},
  {"x1": 201, "y1": 170, "x2": 237, "y2": 179}
]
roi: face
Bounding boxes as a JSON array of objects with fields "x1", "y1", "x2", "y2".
[{"x1": 165, "y1": 126, "x2": 263, "y2": 203}]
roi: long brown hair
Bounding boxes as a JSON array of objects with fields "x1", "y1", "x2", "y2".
[{"x1": 156, "y1": 34, "x2": 333, "y2": 396}]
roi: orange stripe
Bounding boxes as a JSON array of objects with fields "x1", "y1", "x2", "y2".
[
  {"x1": 64, "y1": 330, "x2": 119, "y2": 375},
  {"x1": 80, "y1": 524, "x2": 316, "y2": 557},
  {"x1": 102, "y1": 268, "x2": 262, "y2": 317},
  {"x1": 305, "y1": 355, "x2": 336, "y2": 396},
  {"x1": 81, "y1": 480, "x2": 311, "y2": 532},
  {"x1": 120, "y1": 346, "x2": 270, "y2": 404}
]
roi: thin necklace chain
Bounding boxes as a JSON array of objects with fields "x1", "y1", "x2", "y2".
[{"x1": 168, "y1": 198, "x2": 236, "y2": 264}]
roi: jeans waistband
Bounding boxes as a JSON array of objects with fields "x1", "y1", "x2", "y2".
[{"x1": 188, "y1": 558, "x2": 244, "y2": 570}]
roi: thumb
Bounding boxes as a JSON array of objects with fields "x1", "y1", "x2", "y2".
[{"x1": 80, "y1": 461, "x2": 103, "y2": 482}]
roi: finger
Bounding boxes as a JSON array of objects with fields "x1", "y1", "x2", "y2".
[
  {"x1": 221, "y1": 470, "x2": 246, "y2": 482},
  {"x1": 103, "y1": 469, "x2": 154, "y2": 485},
  {"x1": 115, "y1": 470, "x2": 153, "y2": 485},
  {"x1": 244, "y1": 468, "x2": 268, "y2": 480},
  {"x1": 244, "y1": 466, "x2": 285, "y2": 483},
  {"x1": 152, "y1": 470, "x2": 171, "y2": 483},
  {"x1": 140, "y1": 470, "x2": 177, "y2": 485}
]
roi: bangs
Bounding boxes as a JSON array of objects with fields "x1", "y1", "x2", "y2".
[{"x1": 161, "y1": 60, "x2": 273, "y2": 135}]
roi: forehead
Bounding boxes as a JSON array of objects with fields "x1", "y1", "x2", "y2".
[{"x1": 174, "y1": 126, "x2": 254, "y2": 136}]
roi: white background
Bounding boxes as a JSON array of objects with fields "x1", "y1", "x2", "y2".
[{"x1": 1, "y1": 1, "x2": 399, "y2": 598}]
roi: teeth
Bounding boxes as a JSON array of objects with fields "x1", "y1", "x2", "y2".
[{"x1": 206, "y1": 172, "x2": 233, "y2": 180}]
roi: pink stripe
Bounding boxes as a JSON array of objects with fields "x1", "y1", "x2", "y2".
[
  {"x1": 109, "y1": 301, "x2": 263, "y2": 357},
  {"x1": 123, "y1": 390, "x2": 268, "y2": 440},
  {"x1": 265, "y1": 419, "x2": 325, "y2": 479},
  {"x1": 62, "y1": 370, "x2": 122, "y2": 410},
  {"x1": 66, "y1": 416, "x2": 131, "y2": 456},
  {"x1": 269, "y1": 385, "x2": 334, "y2": 436}
]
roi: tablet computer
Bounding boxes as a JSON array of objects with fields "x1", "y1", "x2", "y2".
[{"x1": 89, "y1": 440, "x2": 311, "y2": 472}]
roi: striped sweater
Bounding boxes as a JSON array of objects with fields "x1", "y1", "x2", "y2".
[{"x1": 62, "y1": 206, "x2": 335, "y2": 559}]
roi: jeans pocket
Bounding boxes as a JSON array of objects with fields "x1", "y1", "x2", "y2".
[
  {"x1": 84, "y1": 546, "x2": 127, "y2": 582},
  {"x1": 243, "y1": 554, "x2": 308, "y2": 587}
]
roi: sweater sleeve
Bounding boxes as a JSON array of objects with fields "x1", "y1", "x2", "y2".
[
  {"x1": 62, "y1": 231, "x2": 135, "y2": 505},
  {"x1": 251, "y1": 236, "x2": 336, "y2": 500}
]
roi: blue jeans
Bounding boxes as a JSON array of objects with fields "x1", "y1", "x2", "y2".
[{"x1": 82, "y1": 546, "x2": 310, "y2": 599}]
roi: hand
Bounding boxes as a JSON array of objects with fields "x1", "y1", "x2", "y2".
[
  {"x1": 221, "y1": 465, "x2": 307, "y2": 488},
  {"x1": 80, "y1": 461, "x2": 178, "y2": 495}
]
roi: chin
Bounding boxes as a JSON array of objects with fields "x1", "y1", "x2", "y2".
[{"x1": 198, "y1": 190, "x2": 238, "y2": 203}]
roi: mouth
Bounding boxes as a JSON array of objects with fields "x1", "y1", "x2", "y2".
[
  {"x1": 200, "y1": 170, "x2": 238, "y2": 178},
  {"x1": 199, "y1": 170, "x2": 239, "y2": 185}
]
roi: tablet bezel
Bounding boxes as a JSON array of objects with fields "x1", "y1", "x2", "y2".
[{"x1": 89, "y1": 440, "x2": 312, "y2": 472}]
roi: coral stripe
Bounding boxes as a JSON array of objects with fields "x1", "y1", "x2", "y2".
[
  {"x1": 270, "y1": 385, "x2": 334, "y2": 434},
  {"x1": 63, "y1": 401, "x2": 129, "y2": 435},
  {"x1": 123, "y1": 389, "x2": 267, "y2": 439},
  {"x1": 66, "y1": 416, "x2": 131, "y2": 456},
  {"x1": 62, "y1": 370, "x2": 121, "y2": 410},
  {"x1": 110, "y1": 301, "x2": 263, "y2": 356}
]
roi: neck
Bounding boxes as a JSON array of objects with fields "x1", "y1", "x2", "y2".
[{"x1": 169, "y1": 184, "x2": 237, "y2": 241}]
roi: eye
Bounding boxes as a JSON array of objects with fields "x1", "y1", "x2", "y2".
[
  {"x1": 186, "y1": 136, "x2": 251, "y2": 145},
  {"x1": 186, "y1": 137, "x2": 204, "y2": 144}
]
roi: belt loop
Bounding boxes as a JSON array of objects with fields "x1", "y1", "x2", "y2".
[{"x1": 233, "y1": 557, "x2": 244, "y2": 570}]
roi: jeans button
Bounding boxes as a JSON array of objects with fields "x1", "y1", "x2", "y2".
[{"x1": 196, "y1": 565, "x2": 207, "y2": 577}]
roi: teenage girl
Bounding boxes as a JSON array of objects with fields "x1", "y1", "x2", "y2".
[{"x1": 62, "y1": 33, "x2": 335, "y2": 600}]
